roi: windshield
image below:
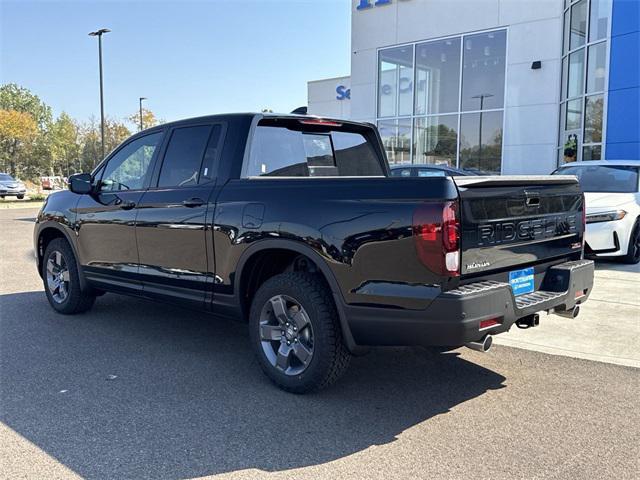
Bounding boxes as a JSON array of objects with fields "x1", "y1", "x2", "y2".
[
  {"x1": 0, "y1": 174, "x2": 15, "y2": 182},
  {"x1": 555, "y1": 165, "x2": 639, "y2": 193}
]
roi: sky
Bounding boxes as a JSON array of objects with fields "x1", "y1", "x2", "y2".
[{"x1": 0, "y1": 0, "x2": 351, "y2": 124}]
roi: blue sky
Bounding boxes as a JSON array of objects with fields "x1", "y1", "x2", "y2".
[{"x1": 0, "y1": 0, "x2": 351, "y2": 124}]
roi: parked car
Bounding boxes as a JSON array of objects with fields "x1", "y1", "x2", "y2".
[
  {"x1": 0, "y1": 173, "x2": 26, "y2": 199},
  {"x1": 34, "y1": 113, "x2": 594, "y2": 393},
  {"x1": 390, "y1": 163, "x2": 488, "y2": 177},
  {"x1": 553, "y1": 161, "x2": 640, "y2": 264},
  {"x1": 40, "y1": 176, "x2": 66, "y2": 191}
]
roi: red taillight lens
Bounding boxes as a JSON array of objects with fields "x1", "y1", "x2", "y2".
[
  {"x1": 413, "y1": 201, "x2": 460, "y2": 277},
  {"x1": 299, "y1": 119, "x2": 342, "y2": 127},
  {"x1": 479, "y1": 318, "x2": 501, "y2": 330}
]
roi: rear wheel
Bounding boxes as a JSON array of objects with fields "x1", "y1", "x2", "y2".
[
  {"x1": 43, "y1": 238, "x2": 96, "y2": 314},
  {"x1": 249, "y1": 272, "x2": 351, "y2": 393},
  {"x1": 17, "y1": 194, "x2": 24, "y2": 199},
  {"x1": 621, "y1": 220, "x2": 640, "y2": 264}
]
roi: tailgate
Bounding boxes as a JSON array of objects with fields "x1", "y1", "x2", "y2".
[{"x1": 455, "y1": 175, "x2": 584, "y2": 276}]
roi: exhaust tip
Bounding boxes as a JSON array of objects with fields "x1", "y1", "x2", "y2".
[
  {"x1": 466, "y1": 335, "x2": 493, "y2": 353},
  {"x1": 555, "y1": 305, "x2": 580, "y2": 319}
]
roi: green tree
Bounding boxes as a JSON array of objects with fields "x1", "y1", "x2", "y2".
[
  {"x1": 0, "y1": 84, "x2": 55, "y2": 179},
  {"x1": 0, "y1": 83, "x2": 52, "y2": 131},
  {"x1": 79, "y1": 116, "x2": 131, "y2": 170},
  {"x1": 51, "y1": 112, "x2": 81, "y2": 176}
]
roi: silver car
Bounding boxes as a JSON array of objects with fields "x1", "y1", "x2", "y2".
[{"x1": 0, "y1": 173, "x2": 27, "y2": 199}]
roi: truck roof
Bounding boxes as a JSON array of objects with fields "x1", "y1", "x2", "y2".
[{"x1": 140, "y1": 112, "x2": 369, "y2": 134}]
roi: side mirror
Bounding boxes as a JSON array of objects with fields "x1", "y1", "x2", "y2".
[{"x1": 68, "y1": 173, "x2": 93, "y2": 194}]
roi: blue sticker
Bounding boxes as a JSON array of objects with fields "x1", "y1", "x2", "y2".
[{"x1": 509, "y1": 267, "x2": 534, "y2": 296}]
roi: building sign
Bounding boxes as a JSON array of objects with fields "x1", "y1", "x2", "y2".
[
  {"x1": 356, "y1": 0, "x2": 408, "y2": 10},
  {"x1": 336, "y1": 85, "x2": 351, "y2": 100}
]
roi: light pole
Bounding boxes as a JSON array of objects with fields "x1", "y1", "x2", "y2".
[
  {"x1": 88, "y1": 28, "x2": 111, "y2": 162},
  {"x1": 471, "y1": 93, "x2": 494, "y2": 163},
  {"x1": 139, "y1": 97, "x2": 147, "y2": 131}
]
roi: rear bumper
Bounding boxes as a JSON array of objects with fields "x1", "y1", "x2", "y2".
[{"x1": 344, "y1": 259, "x2": 594, "y2": 347}]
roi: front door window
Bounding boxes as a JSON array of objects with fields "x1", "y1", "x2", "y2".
[{"x1": 99, "y1": 132, "x2": 163, "y2": 191}]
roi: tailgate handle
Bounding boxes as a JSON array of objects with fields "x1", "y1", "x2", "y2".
[{"x1": 526, "y1": 196, "x2": 540, "y2": 207}]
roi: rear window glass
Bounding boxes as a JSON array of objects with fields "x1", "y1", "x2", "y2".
[
  {"x1": 556, "y1": 165, "x2": 639, "y2": 193},
  {"x1": 391, "y1": 168, "x2": 412, "y2": 177},
  {"x1": 244, "y1": 123, "x2": 384, "y2": 177},
  {"x1": 418, "y1": 169, "x2": 446, "y2": 177}
]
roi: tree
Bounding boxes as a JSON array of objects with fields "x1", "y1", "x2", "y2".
[
  {"x1": 50, "y1": 112, "x2": 81, "y2": 176},
  {"x1": 0, "y1": 109, "x2": 38, "y2": 176},
  {"x1": 0, "y1": 83, "x2": 52, "y2": 131},
  {"x1": 79, "y1": 116, "x2": 132, "y2": 170},
  {"x1": 127, "y1": 108, "x2": 160, "y2": 131}
]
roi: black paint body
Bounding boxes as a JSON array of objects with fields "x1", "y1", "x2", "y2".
[{"x1": 34, "y1": 113, "x2": 594, "y2": 349}]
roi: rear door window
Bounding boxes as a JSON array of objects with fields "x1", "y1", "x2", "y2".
[
  {"x1": 198, "y1": 124, "x2": 224, "y2": 184},
  {"x1": 157, "y1": 125, "x2": 212, "y2": 188},
  {"x1": 244, "y1": 122, "x2": 384, "y2": 178}
]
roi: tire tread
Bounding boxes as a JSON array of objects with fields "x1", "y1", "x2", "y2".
[
  {"x1": 43, "y1": 238, "x2": 95, "y2": 314},
  {"x1": 250, "y1": 272, "x2": 351, "y2": 393}
]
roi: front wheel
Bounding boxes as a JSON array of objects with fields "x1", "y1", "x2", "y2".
[
  {"x1": 621, "y1": 220, "x2": 640, "y2": 264},
  {"x1": 249, "y1": 272, "x2": 351, "y2": 393},
  {"x1": 17, "y1": 195, "x2": 24, "y2": 199},
  {"x1": 43, "y1": 238, "x2": 96, "y2": 314}
]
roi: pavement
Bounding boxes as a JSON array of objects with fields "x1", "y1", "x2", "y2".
[
  {"x1": 496, "y1": 261, "x2": 640, "y2": 368},
  {"x1": 1, "y1": 207, "x2": 639, "y2": 480}
]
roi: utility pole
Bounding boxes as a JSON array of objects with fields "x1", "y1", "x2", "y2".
[
  {"x1": 139, "y1": 97, "x2": 147, "y2": 131},
  {"x1": 88, "y1": 28, "x2": 111, "y2": 162}
]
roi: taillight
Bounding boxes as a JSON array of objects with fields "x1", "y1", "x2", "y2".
[
  {"x1": 299, "y1": 119, "x2": 342, "y2": 127},
  {"x1": 413, "y1": 201, "x2": 460, "y2": 277}
]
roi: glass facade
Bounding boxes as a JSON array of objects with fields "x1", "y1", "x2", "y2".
[
  {"x1": 377, "y1": 29, "x2": 506, "y2": 174},
  {"x1": 559, "y1": 0, "x2": 610, "y2": 164}
]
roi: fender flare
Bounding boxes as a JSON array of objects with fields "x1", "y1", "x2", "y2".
[
  {"x1": 235, "y1": 239, "x2": 364, "y2": 354},
  {"x1": 36, "y1": 221, "x2": 89, "y2": 291}
]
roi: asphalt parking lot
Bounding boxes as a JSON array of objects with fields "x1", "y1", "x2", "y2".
[{"x1": 1, "y1": 207, "x2": 639, "y2": 480}]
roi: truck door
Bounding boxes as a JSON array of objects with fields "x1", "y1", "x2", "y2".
[
  {"x1": 75, "y1": 131, "x2": 164, "y2": 293},
  {"x1": 135, "y1": 123, "x2": 225, "y2": 308}
]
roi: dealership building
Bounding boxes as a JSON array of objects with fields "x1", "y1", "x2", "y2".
[{"x1": 307, "y1": 0, "x2": 639, "y2": 174}]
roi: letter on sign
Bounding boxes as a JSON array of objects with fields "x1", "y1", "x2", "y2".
[
  {"x1": 357, "y1": 0, "x2": 393, "y2": 10},
  {"x1": 336, "y1": 85, "x2": 351, "y2": 100}
]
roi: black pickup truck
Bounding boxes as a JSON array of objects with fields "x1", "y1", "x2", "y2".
[{"x1": 35, "y1": 113, "x2": 594, "y2": 393}]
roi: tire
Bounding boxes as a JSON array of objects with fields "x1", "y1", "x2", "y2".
[
  {"x1": 249, "y1": 272, "x2": 351, "y2": 393},
  {"x1": 621, "y1": 220, "x2": 640, "y2": 264},
  {"x1": 17, "y1": 195, "x2": 24, "y2": 200},
  {"x1": 42, "y1": 238, "x2": 96, "y2": 314}
]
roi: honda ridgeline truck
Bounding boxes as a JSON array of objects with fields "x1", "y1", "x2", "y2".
[{"x1": 34, "y1": 113, "x2": 594, "y2": 392}]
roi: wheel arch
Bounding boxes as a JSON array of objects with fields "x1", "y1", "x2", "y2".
[
  {"x1": 36, "y1": 223, "x2": 88, "y2": 290},
  {"x1": 235, "y1": 239, "x2": 360, "y2": 353}
]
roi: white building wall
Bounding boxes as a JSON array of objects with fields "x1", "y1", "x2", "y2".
[
  {"x1": 349, "y1": 0, "x2": 566, "y2": 174},
  {"x1": 307, "y1": 76, "x2": 351, "y2": 119}
]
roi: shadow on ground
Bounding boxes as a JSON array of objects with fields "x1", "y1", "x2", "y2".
[
  {"x1": 0, "y1": 291, "x2": 505, "y2": 479},
  {"x1": 593, "y1": 258, "x2": 640, "y2": 273}
]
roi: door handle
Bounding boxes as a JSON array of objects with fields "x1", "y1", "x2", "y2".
[
  {"x1": 119, "y1": 201, "x2": 136, "y2": 210},
  {"x1": 182, "y1": 197, "x2": 205, "y2": 208}
]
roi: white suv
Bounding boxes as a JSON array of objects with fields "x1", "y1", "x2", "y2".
[{"x1": 554, "y1": 161, "x2": 640, "y2": 264}]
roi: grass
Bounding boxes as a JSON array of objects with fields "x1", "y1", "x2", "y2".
[{"x1": 0, "y1": 194, "x2": 46, "y2": 209}]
